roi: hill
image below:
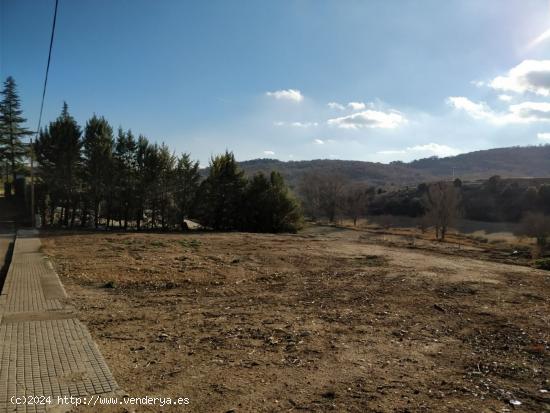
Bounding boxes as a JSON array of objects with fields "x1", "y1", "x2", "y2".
[{"x1": 236, "y1": 145, "x2": 550, "y2": 188}]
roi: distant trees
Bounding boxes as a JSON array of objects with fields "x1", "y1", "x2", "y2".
[
  {"x1": 423, "y1": 181, "x2": 461, "y2": 241},
  {"x1": 298, "y1": 171, "x2": 372, "y2": 224},
  {"x1": 0, "y1": 76, "x2": 31, "y2": 196},
  {"x1": 365, "y1": 175, "x2": 550, "y2": 225}
]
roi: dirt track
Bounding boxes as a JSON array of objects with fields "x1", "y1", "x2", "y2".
[{"x1": 41, "y1": 227, "x2": 550, "y2": 412}]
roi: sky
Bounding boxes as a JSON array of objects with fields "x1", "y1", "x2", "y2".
[{"x1": 2, "y1": 0, "x2": 550, "y2": 166}]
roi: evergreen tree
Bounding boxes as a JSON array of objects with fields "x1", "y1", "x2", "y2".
[
  {"x1": 143, "y1": 143, "x2": 161, "y2": 228},
  {"x1": 134, "y1": 135, "x2": 150, "y2": 230},
  {"x1": 113, "y1": 129, "x2": 137, "y2": 229},
  {"x1": 243, "y1": 172, "x2": 272, "y2": 231},
  {"x1": 82, "y1": 115, "x2": 114, "y2": 228},
  {"x1": 34, "y1": 103, "x2": 82, "y2": 226},
  {"x1": 266, "y1": 171, "x2": 302, "y2": 232},
  {"x1": 174, "y1": 153, "x2": 200, "y2": 230},
  {"x1": 0, "y1": 76, "x2": 31, "y2": 195},
  {"x1": 244, "y1": 171, "x2": 302, "y2": 232},
  {"x1": 198, "y1": 151, "x2": 246, "y2": 230},
  {"x1": 157, "y1": 143, "x2": 177, "y2": 229}
]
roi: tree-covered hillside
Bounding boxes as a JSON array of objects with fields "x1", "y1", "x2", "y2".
[{"x1": 237, "y1": 145, "x2": 550, "y2": 188}]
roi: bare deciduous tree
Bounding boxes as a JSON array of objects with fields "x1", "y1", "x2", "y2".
[
  {"x1": 521, "y1": 212, "x2": 550, "y2": 257},
  {"x1": 299, "y1": 171, "x2": 345, "y2": 222},
  {"x1": 342, "y1": 183, "x2": 370, "y2": 226},
  {"x1": 423, "y1": 181, "x2": 461, "y2": 241}
]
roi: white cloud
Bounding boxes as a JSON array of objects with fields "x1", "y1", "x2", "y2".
[
  {"x1": 498, "y1": 94, "x2": 513, "y2": 102},
  {"x1": 266, "y1": 89, "x2": 304, "y2": 102},
  {"x1": 537, "y1": 132, "x2": 550, "y2": 142},
  {"x1": 446, "y1": 97, "x2": 493, "y2": 120},
  {"x1": 447, "y1": 96, "x2": 550, "y2": 124},
  {"x1": 470, "y1": 80, "x2": 485, "y2": 87},
  {"x1": 263, "y1": 150, "x2": 275, "y2": 155},
  {"x1": 274, "y1": 121, "x2": 318, "y2": 127},
  {"x1": 347, "y1": 101, "x2": 366, "y2": 111},
  {"x1": 328, "y1": 102, "x2": 345, "y2": 110},
  {"x1": 329, "y1": 101, "x2": 372, "y2": 111},
  {"x1": 327, "y1": 109, "x2": 406, "y2": 129},
  {"x1": 290, "y1": 121, "x2": 318, "y2": 128},
  {"x1": 408, "y1": 143, "x2": 461, "y2": 157},
  {"x1": 508, "y1": 101, "x2": 550, "y2": 122},
  {"x1": 312, "y1": 138, "x2": 336, "y2": 145},
  {"x1": 378, "y1": 143, "x2": 461, "y2": 158},
  {"x1": 378, "y1": 149, "x2": 406, "y2": 155},
  {"x1": 490, "y1": 60, "x2": 550, "y2": 96},
  {"x1": 528, "y1": 27, "x2": 550, "y2": 49}
]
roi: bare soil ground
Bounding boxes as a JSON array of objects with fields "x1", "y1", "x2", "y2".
[{"x1": 40, "y1": 226, "x2": 550, "y2": 412}]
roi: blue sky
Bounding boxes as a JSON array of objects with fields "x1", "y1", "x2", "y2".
[{"x1": 2, "y1": 0, "x2": 550, "y2": 165}]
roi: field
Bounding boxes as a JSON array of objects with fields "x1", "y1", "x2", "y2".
[{"x1": 40, "y1": 226, "x2": 550, "y2": 412}]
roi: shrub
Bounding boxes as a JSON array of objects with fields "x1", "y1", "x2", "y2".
[{"x1": 534, "y1": 258, "x2": 550, "y2": 270}]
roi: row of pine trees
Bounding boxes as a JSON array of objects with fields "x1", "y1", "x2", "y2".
[{"x1": 0, "y1": 77, "x2": 302, "y2": 232}]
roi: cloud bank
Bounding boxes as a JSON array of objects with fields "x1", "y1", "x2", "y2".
[
  {"x1": 327, "y1": 109, "x2": 406, "y2": 129},
  {"x1": 490, "y1": 60, "x2": 550, "y2": 96}
]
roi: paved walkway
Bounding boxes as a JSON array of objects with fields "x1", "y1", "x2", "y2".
[{"x1": 0, "y1": 230, "x2": 119, "y2": 412}]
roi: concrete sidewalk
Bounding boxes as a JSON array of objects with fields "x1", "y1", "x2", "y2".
[{"x1": 0, "y1": 230, "x2": 118, "y2": 412}]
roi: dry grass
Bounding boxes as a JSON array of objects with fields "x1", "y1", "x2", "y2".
[{"x1": 41, "y1": 226, "x2": 550, "y2": 412}]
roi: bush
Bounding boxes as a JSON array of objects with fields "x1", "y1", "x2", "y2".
[
  {"x1": 243, "y1": 172, "x2": 303, "y2": 233},
  {"x1": 534, "y1": 258, "x2": 550, "y2": 270}
]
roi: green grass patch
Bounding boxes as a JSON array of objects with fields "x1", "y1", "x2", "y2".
[
  {"x1": 178, "y1": 239, "x2": 201, "y2": 249},
  {"x1": 150, "y1": 240, "x2": 169, "y2": 247}
]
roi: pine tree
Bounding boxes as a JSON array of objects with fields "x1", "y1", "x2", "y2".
[
  {"x1": 0, "y1": 76, "x2": 31, "y2": 195},
  {"x1": 174, "y1": 153, "x2": 200, "y2": 230},
  {"x1": 34, "y1": 103, "x2": 82, "y2": 226},
  {"x1": 267, "y1": 171, "x2": 302, "y2": 232},
  {"x1": 244, "y1": 171, "x2": 302, "y2": 232},
  {"x1": 198, "y1": 151, "x2": 246, "y2": 230},
  {"x1": 114, "y1": 128, "x2": 137, "y2": 229},
  {"x1": 82, "y1": 115, "x2": 114, "y2": 228},
  {"x1": 134, "y1": 135, "x2": 150, "y2": 230},
  {"x1": 157, "y1": 143, "x2": 176, "y2": 229}
]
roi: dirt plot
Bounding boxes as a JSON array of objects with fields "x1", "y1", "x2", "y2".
[{"x1": 40, "y1": 227, "x2": 550, "y2": 412}]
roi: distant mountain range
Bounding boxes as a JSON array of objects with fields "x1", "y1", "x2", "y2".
[{"x1": 236, "y1": 145, "x2": 550, "y2": 188}]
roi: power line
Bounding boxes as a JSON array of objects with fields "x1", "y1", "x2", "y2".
[
  {"x1": 31, "y1": 0, "x2": 58, "y2": 227},
  {"x1": 36, "y1": 0, "x2": 59, "y2": 136}
]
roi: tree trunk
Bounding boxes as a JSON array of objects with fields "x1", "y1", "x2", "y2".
[
  {"x1": 123, "y1": 204, "x2": 129, "y2": 230},
  {"x1": 49, "y1": 204, "x2": 56, "y2": 226},
  {"x1": 70, "y1": 202, "x2": 76, "y2": 228},
  {"x1": 63, "y1": 198, "x2": 71, "y2": 227},
  {"x1": 94, "y1": 200, "x2": 100, "y2": 228}
]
